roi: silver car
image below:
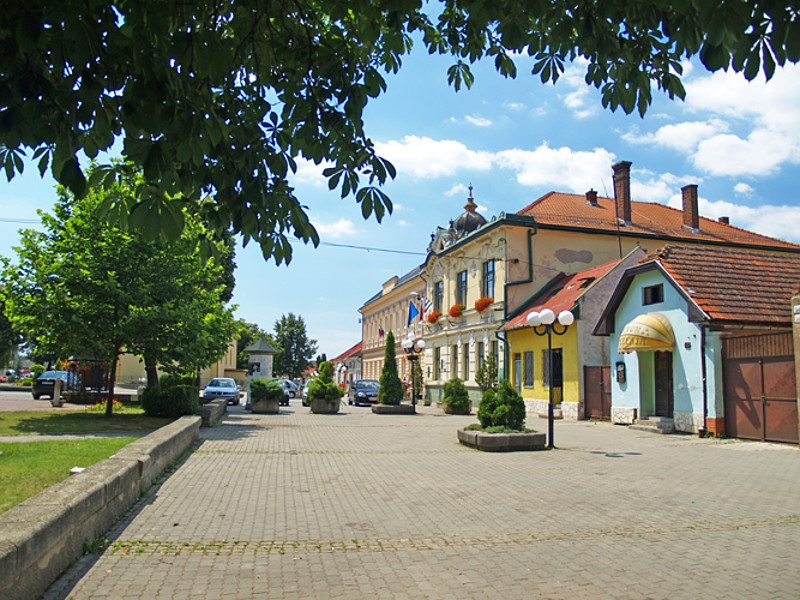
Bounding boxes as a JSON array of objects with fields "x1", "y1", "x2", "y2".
[{"x1": 202, "y1": 377, "x2": 240, "y2": 405}]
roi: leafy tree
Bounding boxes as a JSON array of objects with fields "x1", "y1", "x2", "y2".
[
  {"x1": 2, "y1": 2, "x2": 796, "y2": 263},
  {"x1": 2, "y1": 166, "x2": 236, "y2": 414},
  {"x1": 272, "y1": 313, "x2": 317, "y2": 380},
  {"x1": 377, "y1": 331, "x2": 403, "y2": 405},
  {"x1": 235, "y1": 320, "x2": 273, "y2": 370},
  {"x1": 0, "y1": 298, "x2": 19, "y2": 371}
]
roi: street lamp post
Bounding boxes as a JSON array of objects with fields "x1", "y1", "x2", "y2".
[
  {"x1": 401, "y1": 332, "x2": 425, "y2": 413},
  {"x1": 526, "y1": 308, "x2": 574, "y2": 449}
]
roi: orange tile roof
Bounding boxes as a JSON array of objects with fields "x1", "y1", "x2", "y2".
[
  {"x1": 647, "y1": 246, "x2": 800, "y2": 324},
  {"x1": 331, "y1": 341, "x2": 362, "y2": 362},
  {"x1": 517, "y1": 192, "x2": 800, "y2": 250},
  {"x1": 502, "y1": 259, "x2": 621, "y2": 331}
]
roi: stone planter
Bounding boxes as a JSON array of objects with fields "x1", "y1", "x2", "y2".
[
  {"x1": 457, "y1": 428, "x2": 546, "y2": 452},
  {"x1": 372, "y1": 403, "x2": 415, "y2": 414},
  {"x1": 251, "y1": 397, "x2": 280, "y2": 414},
  {"x1": 309, "y1": 397, "x2": 340, "y2": 414},
  {"x1": 444, "y1": 404, "x2": 471, "y2": 415}
]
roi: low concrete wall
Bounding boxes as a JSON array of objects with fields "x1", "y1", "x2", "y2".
[
  {"x1": 197, "y1": 399, "x2": 227, "y2": 427},
  {"x1": 0, "y1": 416, "x2": 200, "y2": 600}
]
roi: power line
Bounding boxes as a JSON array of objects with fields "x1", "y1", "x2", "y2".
[
  {"x1": 320, "y1": 241, "x2": 425, "y2": 256},
  {"x1": 0, "y1": 217, "x2": 39, "y2": 224}
]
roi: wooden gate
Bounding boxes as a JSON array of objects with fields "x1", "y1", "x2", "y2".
[
  {"x1": 584, "y1": 366, "x2": 611, "y2": 420},
  {"x1": 723, "y1": 332, "x2": 797, "y2": 444}
]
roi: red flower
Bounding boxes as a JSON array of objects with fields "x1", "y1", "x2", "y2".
[
  {"x1": 474, "y1": 296, "x2": 493, "y2": 312},
  {"x1": 449, "y1": 304, "x2": 465, "y2": 318},
  {"x1": 427, "y1": 310, "x2": 442, "y2": 324}
]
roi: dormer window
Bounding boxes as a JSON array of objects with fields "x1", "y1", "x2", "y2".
[{"x1": 643, "y1": 284, "x2": 664, "y2": 305}]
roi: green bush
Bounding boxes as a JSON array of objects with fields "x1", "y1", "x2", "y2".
[
  {"x1": 443, "y1": 377, "x2": 470, "y2": 413},
  {"x1": 377, "y1": 331, "x2": 403, "y2": 405},
  {"x1": 477, "y1": 379, "x2": 526, "y2": 431},
  {"x1": 142, "y1": 384, "x2": 198, "y2": 418},
  {"x1": 250, "y1": 378, "x2": 285, "y2": 401},
  {"x1": 21, "y1": 377, "x2": 33, "y2": 386},
  {"x1": 31, "y1": 364, "x2": 45, "y2": 378},
  {"x1": 307, "y1": 361, "x2": 343, "y2": 402}
]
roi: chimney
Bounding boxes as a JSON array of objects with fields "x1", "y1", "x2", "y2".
[
  {"x1": 718, "y1": 216, "x2": 730, "y2": 224},
  {"x1": 681, "y1": 184, "x2": 700, "y2": 231},
  {"x1": 585, "y1": 189, "x2": 599, "y2": 206},
  {"x1": 612, "y1": 161, "x2": 632, "y2": 223}
]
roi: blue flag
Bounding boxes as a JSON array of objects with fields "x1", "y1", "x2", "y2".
[{"x1": 407, "y1": 300, "x2": 419, "y2": 327}]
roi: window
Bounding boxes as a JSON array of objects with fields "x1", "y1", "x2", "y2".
[
  {"x1": 523, "y1": 351, "x2": 534, "y2": 387},
  {"x1": 477, "y1": 342, "x2": 485, "y2": 370},
  {"x1": 456, "y1": 270, "x2": 468, "y2": 305},
  {"x1": 491, "y1": 341, "x2": 499, "y2": 369},
  {"x1": 434, "y1": 281, "x2": 444, "y2": 312},
  {"x1": 482, "y1": 260, "x2": 495, "y2": 299},
  {"x1": 452, "y1": 345, "x2": 459, "y2": 378},
  {"x1": 463, "y1": 345, "x2": 469, "y2": 381},
  {"x1": 643, "y1": 283, "x2": 664, "y2": 305},
  {"x1": 433, "y1": 347, "x2": 441, "y2": 379}
]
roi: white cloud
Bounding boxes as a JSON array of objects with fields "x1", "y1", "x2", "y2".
[
  {"x1": 504, "y1": 102, "x2": 525, "y2": 111},
  {"x1": 494, "y1": 144, "x2": 615, "y2": 193},
  {"x1": 734, "y1": 182, "x2": 754, "y2": 195},
  {"x1": 292, "y1": 158, "x2": 329, "y2": 187},
  {"x1": 446, "y1": 183, "x2": 468, "y2": 197},
  {"x1": 375, "y1": 136, "x2": 494, "y2": 178},
  {"x1": 465, "y1": 115, "x2": 492, "y2": 127},
  {"x1": 696, "y1": 198, "x2": 800, "y2": 244},
  {"x1": 314, "y1": 218, "x2": 356, "y2": 239},
  {"x1": 623, "y1": 119, "x2": 729, "y2": 153},
  {"x1": 693, "y1": 129, "x2": 798, "y2": 176},
  {"x1": 632, "y1": 171, "x2": 687, "y2": 205}
]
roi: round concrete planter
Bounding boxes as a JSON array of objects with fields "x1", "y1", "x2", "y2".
[
  {"x1": 309, "y1": 398, "x2": 340, "y2": 414},
  {"x1": 457, "y1": 428, "x2": 546, "y2": 452},
  {"x1": 371, "y1": 403, "x2": 415, "y2": 414},
  {"x1": 444, "y1": 404, "x2": 471, "y2": 415},
  {"x1": 251, "y1": 397, "x2": 280, "y2": 414}
]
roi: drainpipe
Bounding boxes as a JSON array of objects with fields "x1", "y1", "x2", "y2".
[{"x1": 700, "y1": 326, "x2": 708, "y2": 437}]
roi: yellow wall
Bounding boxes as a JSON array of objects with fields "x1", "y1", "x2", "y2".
[{"x1": 506, "y1": 326, "x2": 580, "y2": 405}]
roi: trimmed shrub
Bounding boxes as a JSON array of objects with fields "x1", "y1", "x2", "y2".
[
  {"x1": 443, "y1": 377, "x2": 470, "y2": 413},
  {"x1": 377, "y1": 331, "x2": 403, "y2": 405},
  {"x1": 142, "y1": 384, "x2": 198, "y2": 418},
  {"x1": 250, "y1": 378, "x2": 285, "y2": 401},
  {"x1": 31, "y1": 364, "x2": 45, "y2": 378},
  {"x1": 477, "y1": 379, "x2": 526, "y2": 431},
  {"x1": 307, "y1": 361, "x2": 344, "y2": 402}
]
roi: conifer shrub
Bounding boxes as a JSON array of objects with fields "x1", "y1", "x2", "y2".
[
  {"x1": 250, "y1": 378, "x2": 285, "y2": 401},
  {"x1": 377, "y1": 331, "x2": 404, "y2": 405},
  {"x1": 307, "y1": 361, "x2": 344, "y2": 402},
  {"x1": 477, "y1": 379, "x2": 526, "y2": 431},
  {"x1": 443, "y1": 377, "x2": 470, "y2": 413}
]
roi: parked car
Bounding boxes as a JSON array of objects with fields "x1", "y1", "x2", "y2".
[
  {"x1": 32, "y1": 371, "x2": 78, "y2": 399},
  {"x1": 348, "y1": 379, "x2": 380, "y2": 406},
  {"x1": 202, "y1": 377, "x2": 241, "y2": 405},
  {"x1": 279, "y1": 379, "x2": 299, "y2": 398},
  {"x1": 301, "y1": 379, "x2": 314, "y2": 406}
]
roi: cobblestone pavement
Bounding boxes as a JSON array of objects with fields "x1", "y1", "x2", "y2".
[{"x1": 45, "y1": 403, "x2": 800, "y2": 599}]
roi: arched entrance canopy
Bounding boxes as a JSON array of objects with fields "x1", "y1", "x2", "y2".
[{"x1": 617, "y1": 313, "x2": 675, "y2": 354}]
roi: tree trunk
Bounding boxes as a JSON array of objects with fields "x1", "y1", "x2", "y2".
[
  {"x1": 105, "y1": 353, "x2": 119, "y2": 417},
  {"x1": 144, "y1": 352, "x2": 159, "y2": 388}
]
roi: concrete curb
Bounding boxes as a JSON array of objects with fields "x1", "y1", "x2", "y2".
[
  {"x1": 0, "y1": 415, "x2": 200, "y2": 600},
  {"x1": 457, "y1": 427, "x2": 547, "y2": 451}
]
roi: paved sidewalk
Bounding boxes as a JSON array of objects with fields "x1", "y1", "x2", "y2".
[{"x1": 45, "y1": 403, "x2": 800, "y2": 599}]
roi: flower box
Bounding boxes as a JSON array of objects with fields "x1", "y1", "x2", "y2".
[
  {"x1": 449, "y1": 304, "x2": 465, "y2": 318},
  {"x1": 474, "y1": 296, "x2": 493, "y2": 312},
  {"x1": 427, "y1": 310, "x2": 442, "y2": 324}
]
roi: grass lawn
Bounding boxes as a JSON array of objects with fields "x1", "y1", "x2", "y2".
[
  {"x1": 0, "y1": 406, "x2": 171, "y2": 436},
  {"x1": 0, "y1": 437, "x2": 138, "y2": 513}
]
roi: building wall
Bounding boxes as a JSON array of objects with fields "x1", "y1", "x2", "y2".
[{"x1": 610, "y1": 270, "x2": 706, "y2": 432}]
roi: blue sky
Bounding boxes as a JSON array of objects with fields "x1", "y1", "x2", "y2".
[{"x1": 2, "y1": 48, "x2": 799, "y2": 359}]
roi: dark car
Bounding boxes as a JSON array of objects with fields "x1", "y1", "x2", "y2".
[
  {"x1": 32, "y1": 370, "x2": 78, "y2": 399},
  {"x1": 348, "y1": 379, "x2": 380, "y2": 406},
  {"x1": 202, "y1": 377, "x2": 241, "y2": 405}
]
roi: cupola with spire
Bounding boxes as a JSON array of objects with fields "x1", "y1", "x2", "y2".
[{"x1": 451, "y1": 185, "x2": 487, "y2": 238}]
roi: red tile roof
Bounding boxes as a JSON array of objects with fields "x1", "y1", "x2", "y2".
[
  {"x1": 331, "y1": 341, "x2": 362, "y2": 362},
  {"x1": 647, "y1": 246, "x2": 800, "y2": 324},
  {"x1": 517, "y1": 192, "x2": 800, "y2": 250},
  {"x1": 502, "y1": 259, "x2": 621, "y2": 331}
]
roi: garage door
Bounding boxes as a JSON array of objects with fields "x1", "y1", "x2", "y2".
[{"x1": 723, "y1": 333, "x2": 797, "y2": 444}]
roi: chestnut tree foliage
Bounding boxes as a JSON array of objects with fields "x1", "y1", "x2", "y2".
[{"x1": 1, "y1": 1, "x2": 798, "y2": 264}]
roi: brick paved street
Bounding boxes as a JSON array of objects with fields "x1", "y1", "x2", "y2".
[{"x1": 45, "y1": 402, "x2": 800, "y2": 599}]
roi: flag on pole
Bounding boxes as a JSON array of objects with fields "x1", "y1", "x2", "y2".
[
  {"x1": 422, "y1": 297, "x2": 433, "y2": 315},
  {"x1": 407, "y1": 300, "x2": 419, "y2": 327}
]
